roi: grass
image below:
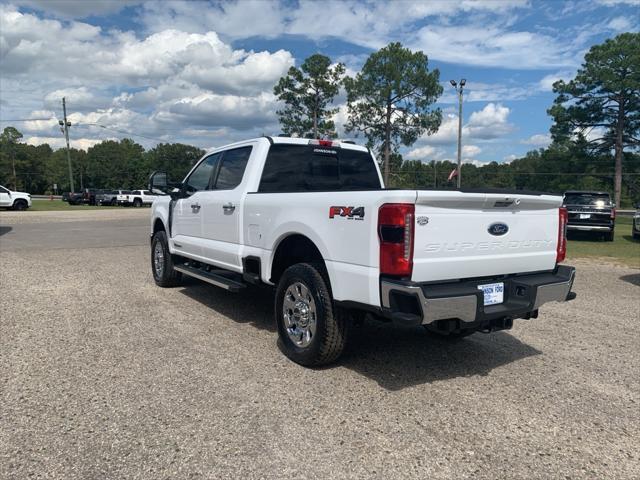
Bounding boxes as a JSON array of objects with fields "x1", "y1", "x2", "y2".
[
  {"x1": 566, "y1": 216, "x2": 640, "y2": 268},
  {"x1": 28, "y1": 199, "x2": 120, "y2": 211}
]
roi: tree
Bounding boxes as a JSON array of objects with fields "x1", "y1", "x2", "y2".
[
  {"x1": 344, "y1": 42, "x2": 442, "y2": 185},
  {"x1": 0, "y1": 127, "x2": 24, "y2": 190},
  {"x1": 548, "y1": 32, "x2": 640, "y2": 207},
  {"x1": 274, "y1": 54, "x2": 345, "y2": 139},
  {"x1": 145, "y1": 143, "x2": 205, "y2": 183}
]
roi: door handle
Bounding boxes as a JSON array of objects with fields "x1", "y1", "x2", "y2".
[
  {"x1": 223, "y1": 202, "x2": 235, "y2": 213},
  {"x1": 190, "y1": 203, "x2": 201, "y2": 212}
]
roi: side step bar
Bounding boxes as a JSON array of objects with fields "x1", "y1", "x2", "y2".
[{"x1": 174, "y1": 264, "x2": 246, "y2": 292}]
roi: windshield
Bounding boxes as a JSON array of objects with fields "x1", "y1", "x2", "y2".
[{"x1": 563, "y1": 193, "x2": 611, "y2": 207}]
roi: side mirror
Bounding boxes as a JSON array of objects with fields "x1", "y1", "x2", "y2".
[
  {"x1": 148, "y1": 171, "x2": 183, "y2": 200},
  {"x1": 148, "y1": 171, "x2": 168, "y2": 194}
]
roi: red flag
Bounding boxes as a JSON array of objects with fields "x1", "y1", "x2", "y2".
[{"x1": 447, "y1": 168, "x2": 458, "y2": 182}]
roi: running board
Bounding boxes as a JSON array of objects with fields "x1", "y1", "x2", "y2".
[{"x1": 174, "y1": 264, "x2": 246, "y2": 292}]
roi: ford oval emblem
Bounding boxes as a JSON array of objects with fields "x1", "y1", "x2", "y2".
[{"x1": 488, "y1": 222, "x2": 509, "y2": 236}]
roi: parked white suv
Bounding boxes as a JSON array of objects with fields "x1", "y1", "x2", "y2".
[
  {"x1": 127, "y1": 190, "x2": 157, "y2": 207},
  {"x1": 149, "y1": 137, "x2": 576, "y2": 366},
  {"x1": 0, "y1": 185, "x2": 32, "y2": 210}
]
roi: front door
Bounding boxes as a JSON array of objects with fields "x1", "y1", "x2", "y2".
[
  {"x1": 171, "y1": 153, "x2": 220, "y2": 258},
  {"x1": 200, "y1": 145, "x2": 253, "y2": 271},
  {"x1": 0, "y1": 186, "x2": 11, "y2": 207}
]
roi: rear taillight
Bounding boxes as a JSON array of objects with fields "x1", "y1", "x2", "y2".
[
  {"x1": 378, "y1": 203, "x2": 414, "y2": 277},
  {"x1": 557, "y1": 207, "x2": 568, "y2": 263},
  {"x1": 610, "y1": 208, "x2": 616, "y2": 219}
]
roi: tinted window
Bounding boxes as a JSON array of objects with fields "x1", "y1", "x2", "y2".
[
  {"x1": 0, "y1": 186, "x2": 9, "y2": 193},
  {"x1": 215, "y1": 146, "x2": 252, "y2": 190},
  {"x1": 258, "y1": 144, "x2": 380, "y2": 193},
  {"x1": 563, "y1": 193, "x2": 611, "y2": 206},
  {"x1": 185, "y1": 154, "x2": 220, "y2": 194},
  {"x1": 143, "y1": 190, "x2": 154, "y2": 195}
]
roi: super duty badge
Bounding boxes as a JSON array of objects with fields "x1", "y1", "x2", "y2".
[{"x1": 329, "y1": 206, "x2": 365, "y2": 220}]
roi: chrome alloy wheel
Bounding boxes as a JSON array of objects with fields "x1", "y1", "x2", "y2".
[
  {"x1": 283, "y1": 282, "x2": 317, "y2": 347},
  {"x1": 153, "y1": 241, "x2": 165, "y2": 277}
]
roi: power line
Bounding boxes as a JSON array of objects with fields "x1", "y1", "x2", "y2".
[
  {"x1": 74, "y1": 123, "x2": 167, "y2": 142},
  {"x1": 0, "y1": 118, "x2": 57, "y2": 122}
]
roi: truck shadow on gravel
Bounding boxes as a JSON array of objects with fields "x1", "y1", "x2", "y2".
[
  {"x1": 179, "y1": 280, "x2": 542, "y2": 391},
  {"x1": 0, "y1": 226, "x2": 12, "y2": 236},
  {"x1": 619, "y1": 273, "x2": 640, "y2": 286}
]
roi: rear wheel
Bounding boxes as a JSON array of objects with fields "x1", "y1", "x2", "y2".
[
  {"x1": 275, "y1": 263, "x2": 349, "y2": 367},
  {"x1": 12, "y1": 199, "x2": 28, "y2": 211},
  {"x1": 151, "y1": 230, "x2": 182, "y2": 287},
  {"x1": 133, "y1": 198, "x2": 142, "y2": 207}
]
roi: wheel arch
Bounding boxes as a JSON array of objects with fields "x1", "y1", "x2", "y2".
[{"x1": 269, "y1": 233, "x2": 327, "y2": 286}]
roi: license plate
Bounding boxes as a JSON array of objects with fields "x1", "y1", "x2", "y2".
[
  {"x1": 478, "y1": 282, "x2": 504, "y2": 306},
  {"x1": 580, "y1": 213, "x2": 591, "y2": 219}
]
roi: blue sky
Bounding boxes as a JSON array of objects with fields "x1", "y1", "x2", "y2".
[{"x1": 1, "y1": 0, "x2": 638, "y2": 165}]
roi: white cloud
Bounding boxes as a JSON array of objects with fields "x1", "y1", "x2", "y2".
[
  {"x1": 503, "y1": 154, "x2": 519, "y2": 164},
  {"x1": 25, "y1": 135, "x2": 105, "y2": 150},
  {"x1": 465, "y1": 103, "x2": 514, "y2": 139},
  {"x1": 538, "y1": 70, "x2": 575, "y2": 91},
  {"x1": 462, "y1": 145, "x2": 482, "y2": 157},
  {"x1": 606, "y1": 16, "x2": 633, "y2": 31},
  {"x1": 405, "y1": 145, "x2": 445, "y2": 161},
  {"x1": 521, "y1": 133, "x2": 552, "y2": 147}
]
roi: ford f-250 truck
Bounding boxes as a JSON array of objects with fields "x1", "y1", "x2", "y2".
[{"x1": 148, "y1": 137, "x2": 576, "y2": 366}]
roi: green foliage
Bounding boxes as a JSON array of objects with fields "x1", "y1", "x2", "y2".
[
  {"x1": 0, "y1": 127, "x2": 205, "y2": 193},
  {"x1": 548, "y1": 32, "x2": 640, "y2": 206},
  {"x1": 274, "y1": 53, "x2": 345, "y2": 139},
  {"x1": 344, "y1": 42, "x2": 442, "y2": 184},
  {"x1": 145, "y1": 143, "x2": 205, "y2": 183}
]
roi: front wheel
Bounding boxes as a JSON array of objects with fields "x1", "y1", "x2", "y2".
[
  {"x1": 275, "y1": 263, "x2": 348, "y2": 367},
  {"x1": 133, "y1": 198, "x2": 142, "y2": 207},
  {"x1": 12, "y1": 199, "x2": 28, "y2": 211},
  {"x1": 151, "y1": 230, "x2": 182, "y2": 287}
]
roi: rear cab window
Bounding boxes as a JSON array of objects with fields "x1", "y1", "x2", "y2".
[
  {"x1": 563, "y1": 193, "x2": 611, "y2": 207},
  {"x1": 258, "y1": 144, "x2": 381, "y2": 193}
]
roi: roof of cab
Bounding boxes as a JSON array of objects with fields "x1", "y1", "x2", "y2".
[{"x1": 206, "y1": 136, "x2": 369, "y2": 154}]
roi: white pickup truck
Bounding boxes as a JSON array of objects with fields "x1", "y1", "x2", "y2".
[{"x1": 149, "y1": 137, "x2": 576, "y2": 366}]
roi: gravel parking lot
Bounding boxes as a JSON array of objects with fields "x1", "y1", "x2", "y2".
[{"x1": 1, "y1": 210, "x2": 639, "y2": 479}]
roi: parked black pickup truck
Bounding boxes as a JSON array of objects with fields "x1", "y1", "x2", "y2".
[{"x1": 562, "y1": 190, "x2": 616, "y2": 241}]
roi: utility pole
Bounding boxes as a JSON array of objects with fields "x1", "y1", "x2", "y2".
[
  {"x1": 450, "y1": 79, "x2": 466, "y2": 189},
  {"x1": 59, "y1": 97, "x2": 74, "y2": 193}
]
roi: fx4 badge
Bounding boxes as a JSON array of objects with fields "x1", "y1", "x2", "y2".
[{"x1": 329, "y1": 206, "x2": 365, "y2": 220}]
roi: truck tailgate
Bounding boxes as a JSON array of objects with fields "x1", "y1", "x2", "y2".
[{"x1": 412, "y1": 191, "x2": 562, "y2": 282}]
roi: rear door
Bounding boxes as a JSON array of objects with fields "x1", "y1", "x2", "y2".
[
  {"x1": 199, "y1": 145, "x2": 253, "y2": 271},
  {"x1": 172, "y1": 153, "x2": 221, "y2": 258},
  {"x1": 412, "y1": 191, "x2": 562, "y2": 282}
]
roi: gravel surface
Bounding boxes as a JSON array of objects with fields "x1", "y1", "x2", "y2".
[{"x1": 1, "y1": 212, "x2": 639, "y2": 479}]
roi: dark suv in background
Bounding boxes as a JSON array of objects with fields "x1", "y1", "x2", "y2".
[{"x1": 563, "y1": 190, "x2": 616, "y2": 241}]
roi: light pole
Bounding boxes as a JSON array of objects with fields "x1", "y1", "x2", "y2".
[
  {"x1": 59, "y1": 97, "x2": 74, "y2": 193},
  {"x1": 450, "y1": 79, "x2": 465, "y2": 189}
]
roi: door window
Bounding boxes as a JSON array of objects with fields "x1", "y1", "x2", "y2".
[
  {"x1": 214, "y1": 146, "x2": 252, "y2": 190},
  {"x1": 184, "y1": 154, "x2": 220, "y2": 194}
]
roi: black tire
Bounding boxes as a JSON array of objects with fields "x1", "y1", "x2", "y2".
[
  {"x1": 111, "y1": 199, "x2": 117, "y2": 206},
  {"x1": 633, "y1": 230, "x2": 640, "y2": 240},
  {"x1": 151, "y1": 230, "x2": 182, "y2": 287},
  {"x1": 12, "y1": 199, "x2": 28, "y2": 211},
  {"x1": 604, "y1": 230, "x2": 614, "y2": 242},
  {"x1": 275, "y1": 263, "x2": 349, "y2": 367},
  {"x1": 133, "y1": 198, "x2": 142, "y2": 207}
]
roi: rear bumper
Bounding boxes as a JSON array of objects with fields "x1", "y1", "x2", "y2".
[
  {"x1": 567, "y1": 225, "x2": 612, "y2": 232},
  {"x1": 380, "y1": 265, "x2": 576, "y2": 327}
]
